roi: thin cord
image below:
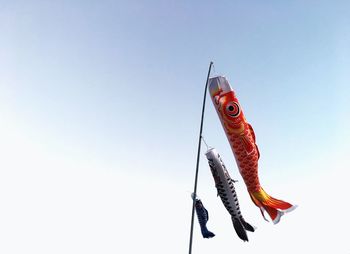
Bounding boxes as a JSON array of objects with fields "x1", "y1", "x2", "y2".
[
  {"x1": 201, "y1": 136, "x2": 209, "y2": 150},
  {"x1": 188, "y1": 62, "x2": 213, "y2": 254}
]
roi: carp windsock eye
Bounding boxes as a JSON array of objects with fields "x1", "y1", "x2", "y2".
[{"x1": 226, "y1": 102, "x2": 240, "y2": 117}]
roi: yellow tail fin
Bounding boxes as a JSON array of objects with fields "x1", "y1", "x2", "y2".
[{"x1": 249, "y1": 187, "x2": 297, "y2": 224}]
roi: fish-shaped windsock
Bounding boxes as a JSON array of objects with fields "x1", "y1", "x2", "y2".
[
  {"x1": 208, "y1": 76, "x2": 296, "y2": 224},
  {"x1": 191, "y1": 194, "x2": 215, "y2": 238},
  {"x1": 205, "y1": 148, "x2": 255, "y2": 242}
]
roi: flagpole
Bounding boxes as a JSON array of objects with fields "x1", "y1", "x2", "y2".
[{"x1": 188, "y1": 61, "x2": 213, "y2": 254}]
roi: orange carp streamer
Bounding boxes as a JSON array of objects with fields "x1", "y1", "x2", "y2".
[{"x1": 208, "y1": 76, "x2": 296, "y2": 224}]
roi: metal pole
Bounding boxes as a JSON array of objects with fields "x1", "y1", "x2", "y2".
[{"x1": 188, "y1": 61, "x2": 213, "y2": 254}]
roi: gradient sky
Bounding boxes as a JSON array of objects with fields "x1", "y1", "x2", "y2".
[{"x1": 1, "y1": 1, "x2": 350, "y2": 253}]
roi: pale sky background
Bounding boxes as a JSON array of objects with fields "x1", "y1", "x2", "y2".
[{"x1": 1, "y1": 1, "x2": 350, "y2": 253}]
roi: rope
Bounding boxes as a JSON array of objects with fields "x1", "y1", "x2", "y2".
[
  {"x1": 188, "y1": 62, "x2": 213, "y2": 254},
  {"x1": 201, "y1": 136, "x2": 210, "y2": 150}
]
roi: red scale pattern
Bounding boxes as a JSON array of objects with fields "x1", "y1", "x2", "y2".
[{"x1": 226, "y1": 126, "x2": 261, "y2": 193}]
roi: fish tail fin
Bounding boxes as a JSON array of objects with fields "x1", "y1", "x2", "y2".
[
  {"x1": 201, "y1": 228, "x2": 215, "y2": 238},
  {"x1": 240, "y1": 218, "x2": 256, "y2": 232},
  {"x1": 232, "y1": 217, "x2": 248, "y2": 242},
  {"x1": 249, "y1": 188, "x2": 297, "y2": 224}
]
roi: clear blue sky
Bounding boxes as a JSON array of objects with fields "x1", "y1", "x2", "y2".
[{"x1": 1, "y1": 1, "x2": 349, "y2": 253}]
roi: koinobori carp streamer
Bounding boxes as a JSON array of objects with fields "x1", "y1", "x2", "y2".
[
  {"x1": 205, "y1": 147, "x2": 255, "y2": 241},
  {"x1": 208, "y1": 76, "x2": 296, "y2": 224},
  {"x1": 191, "y1": 194, "x2": 215, "y2": 239}
]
